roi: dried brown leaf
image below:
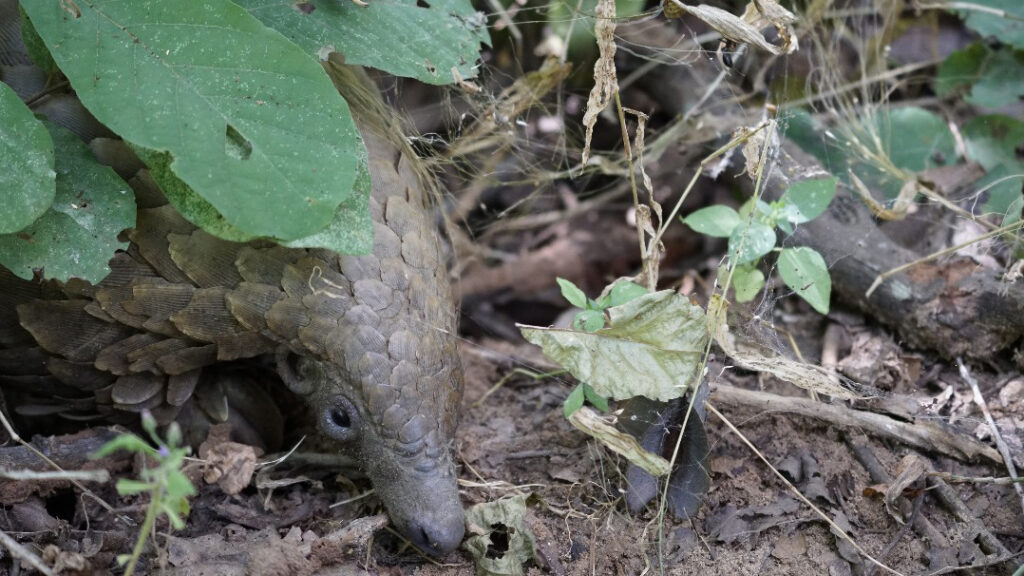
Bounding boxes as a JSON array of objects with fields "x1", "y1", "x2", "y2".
[
  {"x1": 580, "y1": 0, "x2": 618, "y2": 165},
  {"x1": 667, "y1": 0, "x2": 798, "y2": 56}
]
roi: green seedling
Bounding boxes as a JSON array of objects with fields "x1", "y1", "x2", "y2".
[
  {"x1": 682, "y1": 176, "x2": 837, "y2": 314},
  {"x1": 91, "y1": 411, "x2": 196, "y2": 576},
  {"x1": 555, "y1": 277, "x2": 647, "y2": 416}
]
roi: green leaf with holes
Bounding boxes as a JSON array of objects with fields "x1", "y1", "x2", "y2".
[
  {"x1": 236, "y1": 0, "x2": 488, "y2": 85},
  {"x1": 0, "y1": 122, "x2": 134, "y2": 282},
  {"x1": 728, "y1": 221, "x2": 776, "y2": 265},
  {"x1": 0, "y1": 81, "x2": 55, "y2": 234},
  {"x1": 777, "y1": 247, "x2": 830, "y2": 314},
  {"x1": 731, "y1": 265, "x2": 765, "y2": 303},
  {"x1": 22, "y1": 0, "x2": 364, "y2": 242}
]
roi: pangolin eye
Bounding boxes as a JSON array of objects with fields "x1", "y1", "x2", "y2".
[{"x1": 322, "y1": 396, "x2": 360, "y2": 442}]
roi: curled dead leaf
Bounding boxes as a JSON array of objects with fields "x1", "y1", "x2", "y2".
[{"x1": 665, "y1": 0, "x2": 799, "y2": 57}]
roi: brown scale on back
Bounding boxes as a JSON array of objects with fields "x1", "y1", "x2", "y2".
[{"x1": 0, "y1": 58, "x2": 465, "y2": 554}]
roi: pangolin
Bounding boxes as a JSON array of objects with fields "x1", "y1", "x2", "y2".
[{"x1": 0, "y1": 15, "x2": 466, "y2": 554}]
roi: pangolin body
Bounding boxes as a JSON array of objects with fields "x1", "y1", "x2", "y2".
[{"x1": 0, "y1": 55, "x2": 466, "y2": 552}]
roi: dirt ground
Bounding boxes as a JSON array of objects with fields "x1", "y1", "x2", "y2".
[{"x1": 3, "y1": 302, "x2": 1023, "y2": 575}]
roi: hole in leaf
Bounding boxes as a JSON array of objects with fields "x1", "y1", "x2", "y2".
[
  {"x1": 485, "y1": 523, "x2": 511, "y2": 558},
  {"x1": 225, "y1": 124, "x2": 252, "y2": 160},
  {"x1": 416, "y1": 0, "x2": 431, "y2": 7},
  {"x1": 293, "y1": 1, "x2": 316, "y2": 14}
]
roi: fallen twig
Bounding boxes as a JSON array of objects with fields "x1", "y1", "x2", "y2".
[
  {"x1": 711, "y1": 384, "x2": 1001, "y2": 464},
  {"x1": 958, "y1": 359, "x2": 1024, "y2": 517}
]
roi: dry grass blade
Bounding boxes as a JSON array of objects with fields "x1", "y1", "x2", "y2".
[{"x1": 0, "y1": 529, "x2": 56, "y2": 576}]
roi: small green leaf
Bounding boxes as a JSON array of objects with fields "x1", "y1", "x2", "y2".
[
  {"x1": 564, "y1": 384, "x2": 585, "y2": 418},
  {"x1": 738, "y1": 197, "x2": 773, "y2": 222},
  {"x1": 607, "y1": 281, "x2": 648, "y2": 307},
  {"x1": 574, "y1": 309, "x2": 605, "y2": 332},
  {"x1": 582, "y1": 383, "x2": 609, "y2": 412},
  {"x1": 166, "y1": 423, "x2": 183, "y2": 450},
  {"x1": 732, "y1": 265, "x2": 765, "y2": 303},
  {"x1": 558, "y1": 277, "x2": 589, "y2": 309},
  {"x1": 160, "y1": 502, "x2": 187, "y2": 530},
  {"x1": 165, "y1": 470, "x2": 197, "y2": 499},
  {"x1": 0, "y1": 81, "x2": 55, "y2": 234},
  {"x1": 115, "y1": 479, "x2": 155, "y2": 495},
  {"x1": 728, "y1": 222, "x2": 776, "y2": 265},
  {"x1": 18, "y1": 8, "x2": 59, "y2": 78},
  {"x1": 91, "y1": 433, "x2": 155, "y2": 459},
  {"x1": 782, "y1": 177, "x2": 837, "y2": 223},
  {"x1": 682, "y1": 205, "x2": 742, "y2": 238},
  {"x1": 777, "y1": 247, "x2": 831, "y2": 314}
]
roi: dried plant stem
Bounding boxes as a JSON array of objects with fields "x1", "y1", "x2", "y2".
[
  {"x1": 865, "y1": 219, "x2": 1024, "y2": 298},
  {"x1": 958, "y1": 359, "x2": 1024, "y2": 517},
  {"x1": 0, "y1": 528, "x2": 55, "y2": 576}
]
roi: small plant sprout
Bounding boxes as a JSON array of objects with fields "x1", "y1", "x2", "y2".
[
  {"x1": 91, "y1": 410, "x2": 196, "y2": 576},
  {"x1": 683, "y1": 176, "x2": 837, "y2": 314},
  {"x1": 555, "y1": 277, "x2": 648, "y2": 416}
]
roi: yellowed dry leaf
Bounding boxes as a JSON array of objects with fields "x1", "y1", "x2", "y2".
[{"x1": 568, "y1": 406, "x2": 671, "y2": 476}]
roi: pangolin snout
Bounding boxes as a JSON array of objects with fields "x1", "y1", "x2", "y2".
[
  {"x1": 362, "y1": 441, "x2": 465, "y2": 554},
  {"x1": 404, "y1": 494, "x2": 466, "y2": 554}
]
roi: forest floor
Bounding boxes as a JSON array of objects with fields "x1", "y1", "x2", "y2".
[{"x1": 4, "y1": 1, "x2": 1024, "y2": 575}]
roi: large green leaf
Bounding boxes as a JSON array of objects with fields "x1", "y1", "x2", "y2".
[
  {"x1": 22, "y1": 0, "x2": 364, "y2": 241},
  {"x1": 963, "y1": 115, "x2": 1024, "y2": 215},
  {"x1": 963, "y1": 115, "x2": 1024, "y2": 172},
  {"x1": 0, "y1": 81, "x2": 55, "y2": 234},
  {"x1": 520, "y1": 290, "x2": 708, "y2": 402},
  {"x1": 959, "y1": 0, "x2": 1024, "y2": 49},
  {"x1": 0, "y1": 122, "x2": 134, "y2": 282},
  {"x1": 786, "y1": 107, "x2": 957, "y2": 200},
  {"x1": 237, "y1": 0, "x2": 488, "y2": 85}
]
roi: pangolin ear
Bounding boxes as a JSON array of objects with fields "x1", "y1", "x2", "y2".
[{"x1": 275, "y1": 346, "x2": 318, "y2": 396}]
